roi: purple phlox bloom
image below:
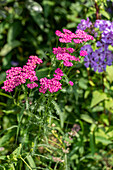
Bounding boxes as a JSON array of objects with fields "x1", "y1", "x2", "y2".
[
  {"x1": 77, "y1": 18, "x2": 92, "y2": 30},
  {"x1": 81, "y1": 45, "x2": 93, "y2": 54},
  {"x1": 105, "y1": 51, "x2": 113, "y2": 66},
  {"x1": 102, "y1": 24, "x2": 113, "y2": 44},
  {"x1": 94, "y1": 20, "x2": 111, "y2": 32},
  {"x1": 84, "y1": 54, "x2": 94, "y2": 68},
  {"x1": 92, "y1": 50, "x2": 105, "y2": 62},
  {"x1": 92, "y1": 61, "x2": 106, "y2": 73},
  {"x1": 96, "y1": 41, "x2": 108, "y2": 51}
]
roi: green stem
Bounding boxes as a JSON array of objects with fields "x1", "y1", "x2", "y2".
[
  {"x1": 64, "y1": 154, "x2": 68, "y2": 170},
  {"x1": 20, "y1": 156, "x2": 32, "y2": 170}
]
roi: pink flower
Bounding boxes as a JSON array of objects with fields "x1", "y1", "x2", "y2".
[
  {"x1": 69, "y1": 81, "x2": 74, "y2": 86},
  {"x1": 2, "y1": 56, "x2": 42, "y2": 92},
  {"x1": 73, "y1": 39, "x2": 83, "y2": 43},
  {"x1": 80, "y1": 50, "x2": 88, "y2": 56},
  {"x1": 53, "y1": 47, "x2": 78, "y2": 67},
  {"x1": 39, "y1": 69, "x2": 63, "y2": 93},
  {"x1": 55, "y1": 28, "x2": 94, "y2": 44},
  {"x1": 27, "y1": 82, "x2": 38, "y2": 89}
]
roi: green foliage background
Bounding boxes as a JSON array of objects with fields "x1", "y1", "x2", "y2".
[{"x1": 0, "y1": 0, "x2": 113, "y2": 169}]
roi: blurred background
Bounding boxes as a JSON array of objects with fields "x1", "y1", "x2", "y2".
[{"x1": 0, "y1": 0, "x2": 113, "y2": 169}]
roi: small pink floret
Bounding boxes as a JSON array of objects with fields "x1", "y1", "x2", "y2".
[
  {"x1": 80, "y1": 50, "x2": 88, "y2": 56},
  {"x1": 69, "y1": 81, "x2": 74, "y2": 86}
]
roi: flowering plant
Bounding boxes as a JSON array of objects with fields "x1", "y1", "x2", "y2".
[{"x1": 1, "y1": 28, "x2": 94, "y2": 168}]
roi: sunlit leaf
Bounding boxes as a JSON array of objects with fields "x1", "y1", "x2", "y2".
[
  {"x1": 90, "y1": 91, "x2": 108, "y2": 108},
  {"x1": 99, "y1": 10, "x2": 110, "y2": 19},
  {"x1": 0, "y1": 40, "x2": 21, "y2": 56},
  {"x1": 106, "y1": 65, "x2": 113, "y2": 83},
  {"x1": 81, "y1": 114, "x2": 94, "y2": 124},
  {"x1": 26, "y1": 155, "x2": 36, "y2": 169}
]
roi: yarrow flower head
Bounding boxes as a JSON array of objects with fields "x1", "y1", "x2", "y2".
[
  {"x1": 53, "y1": 47, "x2": 80, "y2": 67},
  {"x1": 27, "y1": 82, "x2": 38, "y2": 89},
  {"x1": 55, "y1": 29, "x2": 94, "y2": 44},
  {"x1": 39, "y1": 68, "x2": 63, "y2": 93},
  {"x1": 2, "y1": 56, "x2": 43, "y2": 92}
]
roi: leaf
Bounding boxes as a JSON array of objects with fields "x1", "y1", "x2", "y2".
[
  {"x1": 0, "y1": 102, "x2": 6, "y2": 106},
  {"x1": 0, "y1": 164, "x2": 5, "y2": 170},
  {"x1": 52, "y1": 100, "x2": 67, "y2": 128},
  {"x1": 26, "y1": 155, "x2": 36, "y2": 169},
  {"x1": 0, "y1": 92, "x2": 12, "y2": 99},
  {"x1": 36, "y1": 68, "x2": 50, "y2": 79},
  {"x1": 84, "y1": 90, "x2": 90, "y2": 99},
  {"x1": 0, "y1": 125, "x2": 17, "y2": 136},
  {"x1": 7, "y1": 21, "x2": 22, "y2": 43},
  {"x1": 16, "y1": 105, "x2": 25, "y2": 142},
  {"x1": 95, "y1": 136, "x2": 112, "y2": 145},
  {"x1": 0, "y1": 130, "x2": 15, "y2": 146},
  {"x1": 105, "y1": 98, "x2": 113, "y2": 111},
  {"x1": 11, "y1": 144, "x2": 22, "y2": 157},
  {"x1": 90, "y1": 91, "x2": 108, "y2": 108},
  {"x1": 106, "y1": 65, "x2": 113, "y2": 83},
  {"x1": 108, "y1": 45, "x2": 113, "y2": 52},
  {"x1": 81, "y1": 114, "x2": 94, "y2": 124},
  {"x1": 2, "y1": 53, "x2": 12, "y2": 67},
  {"x1": 31, "y1": 13, "x2": 44, "y2": 29},
  {"x1": 0, "y1": 156, "x2": 6, "y2": 160},
  {"x1": 0, "y1": 72, "x2": 6, "y2": 82},
  {"x1": 100, "y1": 114, "x2": 109, "y2": 126},
  {"x1": 99, "y1": 10, "x2": 110, "y2": 19},
  {"x1": 0, "y1": 40, "x2": 21, "y2": 56},
  {"x1": 89, "y1": 80, "x2": 95, "y2": 86},
  {"x1": 78, "y1": 78, "x2": 88, "y2": 90},
  {"x1": 70, "y1": 154, "x2": 78, "y2": 160},
  {"x1": 2, "y1": 110, "x2": 15, "y2": 114},
  {"x1": 86, "y1": 11, "x2": 96, "y2": 18},
  {"x1": 66, "y1": 22, "x2": 76, "y2": 29},
  {"x1": 26, "y1": 0, "x2": 43, "y2": 13},
  {"x1": 90, "y1": 132, "x2": 95, "y2": 155}
]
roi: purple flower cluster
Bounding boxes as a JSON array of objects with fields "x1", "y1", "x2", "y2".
[
  {"x1": 2, "y1": 56, "x2": 43, "y2": 92},
  {"x1": 77, "y1": 17, "x2": 99, "y2": 37},
  {"x1": 78, "y1": 19, "x2": 113, "y2": 72},
  {"x1": 53, "y1": 47, "x2": 80, "y2": 67},
  {"x1": 81, "y1": 45, "x2": 106, "y2": 72},
  {"x1": 39, "y1": 68, "x2": 64, "y2": 93},
  {"x1": 55, "y1": 29, "x2": 94, "y2": 44},
  {"x1": 77, "y1": 18, "x2": 92, "y2": 30},
  {"x1": 94, "y1": 20, "x2": 111, "y2": 32}
]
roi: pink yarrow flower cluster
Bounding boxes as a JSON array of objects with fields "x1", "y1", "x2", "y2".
[
  {"x1": 80, "y1": 50, "x2": 88, "y2": 56},
  {"x1": 55, "y1": 29, "x2": 94, "y2": 43},
  {"x1": 2, "y1": 56, "x2": 43, "y2": 92},
  {"x1": 39, "y1": 68, "x2": 64, "y2": 93},
  {"x1": 53, "y1": 47, "x2": 80, "y2": 67},
  {"x1": 27, "y1": 82, "x2": 38, "y2": 89}
]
